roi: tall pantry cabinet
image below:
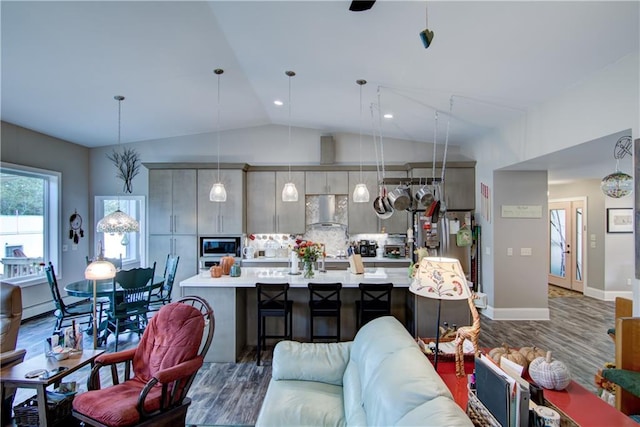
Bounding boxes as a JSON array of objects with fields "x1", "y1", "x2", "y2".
[{"x1": 148, "y1": 169, "x2": 198, "y2": 286}]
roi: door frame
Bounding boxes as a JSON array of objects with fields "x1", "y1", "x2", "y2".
[{"x1": 548, "y1": 197, "x2": 587, "y2": 292}]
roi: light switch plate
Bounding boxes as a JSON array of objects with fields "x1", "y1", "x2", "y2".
[{"x1": 520, "y1": 247, "x2": 532, "y2": 256}]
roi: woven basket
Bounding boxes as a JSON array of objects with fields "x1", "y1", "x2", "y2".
[
  {"x1": 13, "y1": 394, "x2": 74, "y2": 426},
  {"x1": 466, "y1": 389, "x2": 501, "y2": 427}
]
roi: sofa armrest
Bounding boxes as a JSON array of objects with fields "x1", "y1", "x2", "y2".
[{"x1": 272, "y1": 340, "x2": 351, "y2": 386}]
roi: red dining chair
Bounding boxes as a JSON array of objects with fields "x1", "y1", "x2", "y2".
[{"x1": 72, "y1": 296, "x2": 214, "y2": 427}]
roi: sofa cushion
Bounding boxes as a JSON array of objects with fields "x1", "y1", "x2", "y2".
[
  {"x1": 273, "y1": 341, "x2": 351, "y2": 386},
  {"x1": 255, "y1": 379, "x2": 346, "y2": 427},
  {"x1": 342, "y1": 362, "x2": 367, "y2": 426},
  {"x1": 395, "y1": 395, "x2": 474, "y2": 426}
]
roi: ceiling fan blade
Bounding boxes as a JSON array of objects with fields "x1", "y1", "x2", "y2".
[{"x1": 349, "y1": 1, "x2": 376, "y2": 12}]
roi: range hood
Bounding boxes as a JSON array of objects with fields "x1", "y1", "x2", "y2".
[{"x1": 307, "y1": 195, "x2": 348, "y2": 228}]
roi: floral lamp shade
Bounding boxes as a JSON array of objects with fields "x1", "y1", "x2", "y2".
[
  {"x1": 96, "y1": 209, "x2": 139, "y2": 234},
  {"x1": 410, "y1": 257, "x2": 471, "y2": 301}
]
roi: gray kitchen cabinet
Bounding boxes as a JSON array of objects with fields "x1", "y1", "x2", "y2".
[
  {"x1": 148, "y1": 234, "x2": 197, "y2": 286},
  {"x1": 443, "y1": 167, "x2": 475, "y2": 210},
  {"x1": 380, "y1": 170, "x2": 409, "y2": 234},
  {"x1": 197, "y1": 169, "x2": 245, "y2": 234},
  {"x1": 411, "y1": 166, "x2": 475, "y2": 210},
  {"x1": 276, "y1": 171, "x2": 305, "y2": 233},
  {"x1": 148, "y1": 169, "x2": 197, "y2": 235},
  {"x1": 247, "y1": 171, "x2": 305, "y2": 234},
  {"x1": 305, "y1": 171, "x2": 348, "y2": 195},
  {"x1": 348, "y1": 171, "x2": 379, "y2": 234}
]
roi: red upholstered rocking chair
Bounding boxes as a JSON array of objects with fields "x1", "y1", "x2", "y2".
[{"x1": 72, "y1": 296, "x2": 214, "y2": 427}]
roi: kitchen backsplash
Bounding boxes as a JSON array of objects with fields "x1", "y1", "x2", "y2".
[{"x1": 246, "y1": 230, "x2": 406, "y2": 258}]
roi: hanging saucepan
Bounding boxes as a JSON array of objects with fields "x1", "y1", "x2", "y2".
[
  {"x1": 373, "y1": 186, "x2": 394, "y2": 219},
  {"x1": 387, "y1": 185, "x2": 412, "y2": 211},
  {"x1": 415, "y1": 183, "x2": 434, "y2": 207}
]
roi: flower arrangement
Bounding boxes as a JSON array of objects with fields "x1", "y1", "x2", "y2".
[
  {"x1": 292, "y1": 240, "x2": 325, "y2": 278},
  {"x1": 293, "y1": 240, "x2": 325, "y2": 263}
]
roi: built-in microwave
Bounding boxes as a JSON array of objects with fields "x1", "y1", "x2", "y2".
[{"x1": 199, "y1": 235, "x2": 243, "y2": 259}]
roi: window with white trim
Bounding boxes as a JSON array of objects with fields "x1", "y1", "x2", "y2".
[
  {"x1": 0, "y1": 162, "x2": 60, "y2": 284},
  {"x1": 94, "y1": 196, "x2": 145, "y2": 267}
]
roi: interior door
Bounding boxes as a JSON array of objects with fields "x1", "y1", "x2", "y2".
[{"x1": 548, "y1": 200, "x2": 584, "y2": 291}]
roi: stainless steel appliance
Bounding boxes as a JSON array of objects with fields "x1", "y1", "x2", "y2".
[
  {"x1": 358, "y1": 240, "x2": 377, "y2": 257},
  {"x1": 199, "y1": 235, "x2": 243, "y2": 269}
]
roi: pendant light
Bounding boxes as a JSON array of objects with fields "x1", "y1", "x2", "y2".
[
  {"x1": 601, "y1": 136, "x2": 633, "y2": 198},
  {"x1": 282, "y1": 70, "x2": 299, "y2": 202},
  {"x1": 353, "y1": 79, "x2": 370, "y2": 203},
  {"x1": 97, "y1": 96, "x2": 140, "y2": 235},
  {"x1": 210, "y1": 68, "x2": 227, "y2": 202}
]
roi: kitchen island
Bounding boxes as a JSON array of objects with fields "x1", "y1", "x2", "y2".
[{"x1": 180, "y1": 266, "x2": 413, "y2": 362}]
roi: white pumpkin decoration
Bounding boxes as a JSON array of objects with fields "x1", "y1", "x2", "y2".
[{"x1": 529, "y1": 351, "x2": 571, "y2": 390}]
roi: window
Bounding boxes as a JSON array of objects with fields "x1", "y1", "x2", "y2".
[
  {"x1": 94, "y1": 196, "x2": 145, "y2": 267},
  {"x1": 0, "y1": 162, "x2": 60, "y2": 284}
]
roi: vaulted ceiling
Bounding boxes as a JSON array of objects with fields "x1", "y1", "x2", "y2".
[{"x1": 2, "y1": 1, "x2": 638, "y2": 172}]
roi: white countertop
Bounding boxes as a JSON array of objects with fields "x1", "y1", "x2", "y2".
[{"x1": 180, "y1": 267, "x2": 412, "y2": 288}]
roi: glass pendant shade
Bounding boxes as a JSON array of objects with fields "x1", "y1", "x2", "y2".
[
  {"x1": 209, "y1": 182, "x2": 227, "y2": 202},
  {"x1": 84, "y1": 259, "x2": 117, "y2": 280},
  {"x1": 601, "y1": 171, "x2": 633, "y2": 198},
  {"x1": 282, "y1": 182, "x2": 299, "y2": 202},
  {"x1": 353, "y1": 183, "x2": 370, "y2": 203},
  {"x1": 97, "y1": 209, "x2": 140, "y2": 234}
]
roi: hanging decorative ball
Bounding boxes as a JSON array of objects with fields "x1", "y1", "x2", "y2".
[{"x1": 601, "y1": 171, "x2": 633, "y2": 198}]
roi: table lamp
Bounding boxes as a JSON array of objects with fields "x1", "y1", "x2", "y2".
[
  {"x1": 409, "y1": 256, "x2": 471, "y2": 370},
  {"x1": 84, "y1": 259, "x2": 116, "y2": 348}
]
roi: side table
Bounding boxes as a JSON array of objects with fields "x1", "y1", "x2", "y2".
[{"x1": 0, "y1": 349, "x2": 105, "y2": 426}]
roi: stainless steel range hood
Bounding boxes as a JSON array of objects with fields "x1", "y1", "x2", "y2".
[{"x1": 307, "y1": 194, "x2": 348, "y2": 228}]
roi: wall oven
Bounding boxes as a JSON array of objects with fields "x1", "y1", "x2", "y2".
[{"x1": 199, "y1": 235, "x2": 243, "y2": 269}]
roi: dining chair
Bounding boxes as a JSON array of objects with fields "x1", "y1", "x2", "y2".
[
  {"x1": 355, "y1": 283, "x2": 393, "y2": 330},
  {"x1": 104, "y1": 263, "x2": 156, "y2": 351},
  {"x1": 149, "y1": 255, "x2": 180, "y2": 312},
  {"x1": 44, "y1": 262, "x2": 93, "y2": 334},
  {"x1": 72, "y1": 296, "x2": 214, "y2": 427},
  {"x1": 308, "y1": 282, "x2": 342, "y2": 342},
  {"x1": 1, "y1": 282, "x2": 27, "y2": 426},
  {"x1": 256, "y1": 282, "x2": 293, "y2": 366}
]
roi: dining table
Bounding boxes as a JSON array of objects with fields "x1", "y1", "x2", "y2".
[{"x1": 64, "y1": 275, "x2": 165, "y2": 346}]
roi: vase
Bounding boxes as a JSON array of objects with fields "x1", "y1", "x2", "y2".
[{"x1": 303, "y1": 261, "x2": 314, "y2": 279}]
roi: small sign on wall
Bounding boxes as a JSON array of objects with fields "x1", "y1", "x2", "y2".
[{"x1": 501, "y1": 205, "x2": 543, "y2": 218}]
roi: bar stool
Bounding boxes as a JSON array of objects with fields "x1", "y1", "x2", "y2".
[
  {"x1": 256, "y1": 283, "x2": 293, "y2": 366},
  {"x1": 356, "y1": 283, "x2": 393, "y2": 330},
  {"x1": 308, "y1": 282, "x2": 342, "y2": 342}
]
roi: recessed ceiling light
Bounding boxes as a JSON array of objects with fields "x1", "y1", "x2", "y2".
[
  {"x1": 383, "y1": 113, "x2": 393, "y2": 119},
  {"x1": 274, "y1": 100, "x2": 283, "y2": 106}
]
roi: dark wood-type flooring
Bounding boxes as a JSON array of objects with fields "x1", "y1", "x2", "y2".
[{"x1": 8, "y1": 289, "x2": 615, "y2": 426}]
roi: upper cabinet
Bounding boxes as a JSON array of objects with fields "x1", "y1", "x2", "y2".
[
  {"x1": 197, "y1": 169, "x2": 245, "y2": 234},
  {"x1": 305, "y1": 171, "x2": 348, "y2": 195},
  {"x1": 348, "y1": 171, "x2": 379, "y2": 234},
  {"x1": 148, "y1": 169, "x2": 197, "y2": 235},
  {"x1": 443, "y1": 167, "x2": 475, "y2": 210},
  {"x1": 411, "y1": 166, "x2": 475, "y2": 210},
  {"x1": 247, "y1": 171, "x2": 305, "y2": 234}
]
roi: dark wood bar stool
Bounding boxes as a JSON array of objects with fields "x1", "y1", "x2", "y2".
[
  {"x1": 356, "y1": 283, "x2": 393, "y2": 330},
  {"x1": 256, "y1": 283, "x2": 293, "y2": 366},
  {"x1": 308, "y1": 282, "x2": 342, "y2": 342}
]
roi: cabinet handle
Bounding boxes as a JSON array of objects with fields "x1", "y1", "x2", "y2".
[
  {"x1": 169, "y1": 215, "x2": 173, "y2": 233},
  {"x1": 221, "y1": 215, "x2": 224, "y2": 232},
  {"x1": 276, "y1": 215, "x2": 279, "y2": 232}
]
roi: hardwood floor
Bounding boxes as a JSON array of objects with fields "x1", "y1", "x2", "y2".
[{"x1": 9, "y1": 292, "x2": 615, "y2": 426}]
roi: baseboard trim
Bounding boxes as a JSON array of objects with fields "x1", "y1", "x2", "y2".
[
  {"x1": 480, "y1": 306, "x2": 549, "y2": 321},
  {"x1": 583, "y1": 286, "x2": 633, "y2": 301}
]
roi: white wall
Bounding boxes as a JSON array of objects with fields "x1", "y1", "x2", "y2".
[{"x1": 468, "y1": 52, "x2": 639, "y2": 316}]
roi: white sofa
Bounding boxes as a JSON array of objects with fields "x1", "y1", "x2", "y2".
[{"x1": 256, "y1": 316, "x2": 473, "y2": 426}]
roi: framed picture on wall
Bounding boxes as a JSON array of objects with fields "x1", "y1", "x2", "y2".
[{"x1": 606, "y1": 208, "x2": 633, "y2": 233}]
